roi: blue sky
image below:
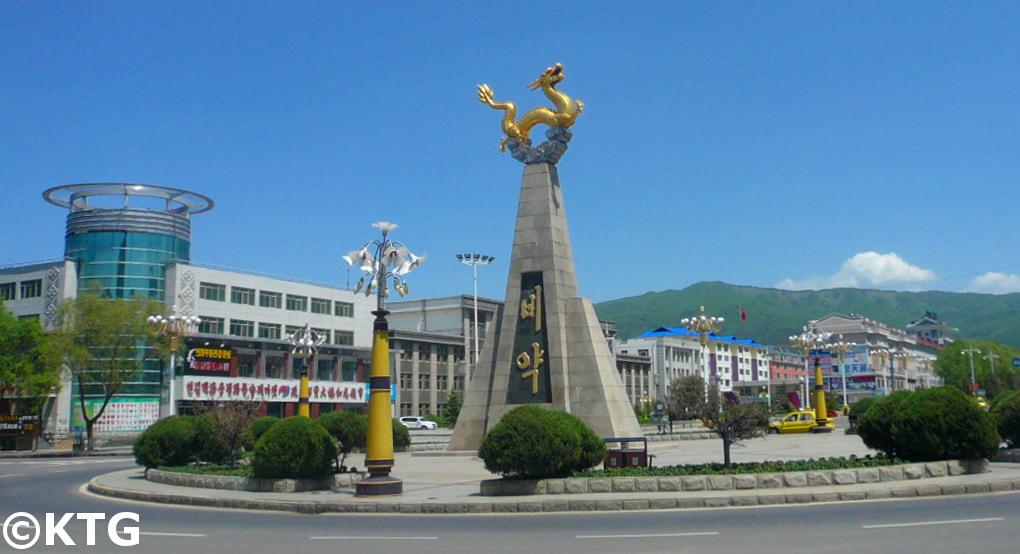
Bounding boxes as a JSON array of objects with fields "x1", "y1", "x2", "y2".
[{"x1": 3, "y1": 2, "x2": 1019, "y2": 303}]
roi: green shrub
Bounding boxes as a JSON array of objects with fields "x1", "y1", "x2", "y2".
[
  {"x1": 892, "y1": 387, "x2": 999, "y2": 461},
  {"x1": 850, "y1": 397, "x2": 878, "y2": 415},
  {"x1": 318, "y1": 410, "x2": 367, "y2": 468},
  {"x1": 392, "y1": 418, "x2": 411, "y2": 449},
  {"x1": 132, "y1": 415, "x2": 228, "y2": 468},
  {"x1": 251, "y1": 416, "x2": 336, "y2": 479},
  {"x1": 478, "y1": 405, "x2": 607, "y2": 479},
  {"x1": 857, "y1": 390, "x2": 912, "y2": 458},
  {"x1": 990, "y1": 390, "x2": 1020, "y2": 447},
  {"x1": 247, "y1": 416, "x2": 279, "y2": 444}
]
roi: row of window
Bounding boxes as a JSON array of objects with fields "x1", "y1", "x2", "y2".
[
  {"x1": 398, "y1": 374, "x2": 465, "y2": 392},
  {"x1": 199, "y1": 282, "x2": 354, "y2": 317},
  {"x1": 197, "y1": 316, "x2": 354, "y2": 346},
  {"x1": 0, "y1": 279, "x2": 42, "y2": 301}
]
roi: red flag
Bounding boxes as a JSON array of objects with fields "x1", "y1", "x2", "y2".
[{"x1": 740, "y1": 306, "x2": 747, "y2": 321}]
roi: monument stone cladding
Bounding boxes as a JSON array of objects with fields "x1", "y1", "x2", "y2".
[{"x1": 448, "y1": 63, "x2": 641, "y2": 450}]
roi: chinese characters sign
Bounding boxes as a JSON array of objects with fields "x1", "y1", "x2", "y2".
[
  {"x1": 185, "y1": 347, "x2": 232, "y2": 375},
  {"x1": 507, "y1": 272, "x2": 552, "y2": 404},
  {"x1": 72, "y1": 397, "x2": 160, "y2": 433}
]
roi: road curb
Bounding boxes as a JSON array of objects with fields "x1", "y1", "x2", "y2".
[{"x1": 86, "y1": 473, "x2": 1020, "y2": 515}]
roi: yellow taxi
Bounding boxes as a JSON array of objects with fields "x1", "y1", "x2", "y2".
[{"x1": 768, "y1": 410, "x2": 836, "y2": 434}]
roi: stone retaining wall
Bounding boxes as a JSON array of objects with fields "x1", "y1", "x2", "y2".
[
  {"x1": 480, "y1": 459, "x2": 989, "y2": 496},
  {"x1": 147, "y1": 469, "x2": 365, "y2": 493}
]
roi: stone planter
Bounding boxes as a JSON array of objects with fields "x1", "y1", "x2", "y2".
[
  {"x1": 479, "y1": 460, "x2": 987, "y2": 496},
  {"x1": 147, "y1": 468, "x2": 366, "y2": 492}
]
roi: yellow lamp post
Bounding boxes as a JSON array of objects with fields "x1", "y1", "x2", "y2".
[
  {"x1": 826, "y1": 335, "x2": 855, "y2": 411},
  {"x1": 681, "y1": 306, "x2": 724, "y2": 392},
  {"x1": 286, "y1": 324, "x2": 325, "y2": 418},
  {"x1": 344, "y1": 221, "x2": 426, "y2": 497},
  {"x1": 148, "y1": 305, "x2": 201, "y2": 417},
  {"x1": 790, "y1": 323, "x2": 832, "y2": 432}
]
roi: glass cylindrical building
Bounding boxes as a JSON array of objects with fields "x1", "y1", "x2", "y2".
[{"x1": 44, "y1": 183, "x2": 214, "y2": 300}]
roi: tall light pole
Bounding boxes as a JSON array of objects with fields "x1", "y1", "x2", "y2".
[
  {"x1": 148, "y1": 305, "x2": 200, "y2": 418},
  {"x1": 984, "y1": 353, "x2": 1000, "y2": 378},
  {"x1": 962, "y1": 346, "x2": 981, "y2": 397},
  {"x1": 456, "y1": 252, "x2": 494, "y2": 370},
  {"x1": 827, "y1": 335, "x2": 855, "y2": 411},
  {"x1": 790, "y1": 323, "x2": 832, "y2": 431},
  {"x1": 682, "y1": 306, "x2": 724, "y2": 393},
  {"x1": 761, "y1": 349, "x2": 773, "y2": 412},
  {"x1": 344, "y1": 221, "x2": 425, "y2": 497},
  {"x1": 892, "y1": 348, "x2": 912, "y2": 392},
  {"x1": 287, "y1": 323, "x2": 325, "y2": 418}
]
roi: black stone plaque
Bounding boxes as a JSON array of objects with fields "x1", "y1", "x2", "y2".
[{"x1": 506, "y1": 271, "x2": 552, "y2": 404}]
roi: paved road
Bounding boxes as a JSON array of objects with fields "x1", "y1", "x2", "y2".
[{"x1": 2, "y1": 455, "x2": 1019, "y2": 553}]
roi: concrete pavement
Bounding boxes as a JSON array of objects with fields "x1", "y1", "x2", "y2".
[{"x1": 83, "y1": 431, "x2": 1020, "y2": 514}]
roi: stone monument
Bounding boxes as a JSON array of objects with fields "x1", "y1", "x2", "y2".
[{"x1": 448, "y1": 64, "x2": 642, "y2": 450}]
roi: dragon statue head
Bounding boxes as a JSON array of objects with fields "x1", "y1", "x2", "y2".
[{"x1": 527, "y1": 63, "x2": 565, "y2": 91}]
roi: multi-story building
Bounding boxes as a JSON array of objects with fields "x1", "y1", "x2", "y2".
[
  {"x1": 0, "y1": 184, "x2": 375, "y2": 440},
  {"x1": 813, "y1": 313, "x2": 944, "y2": 401},
  {"x1": 615, "y1": 327, "x2": 770, "y2": 400}
]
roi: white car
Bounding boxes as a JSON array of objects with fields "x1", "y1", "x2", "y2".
[{"x1": 399, "y1": 416, "x2": 438, "y2": 430}]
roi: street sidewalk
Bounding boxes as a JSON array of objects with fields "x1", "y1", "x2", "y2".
[{"x1": 84, "y1": 433, "x2": 1020, "y2": 514}]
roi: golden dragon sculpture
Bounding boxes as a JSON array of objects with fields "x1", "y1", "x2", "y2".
[{"x1": 477, "y1": 63, "x2": 584, "y2": 153}]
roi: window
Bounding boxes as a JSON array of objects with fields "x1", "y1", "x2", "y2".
[
  {"x1": 198, "y1": 316, "x2": 224, "y2": 335},
  {"x1": 230, "y1": 319, "x2": 255, "y2": 337},
  {"x1": 400, "y1": 373, "x2": 413, "y2": 389},
  {"x1": 400, "y1": 403, "x2": 412, "y2": 417},
  {"x1": 334, "y1": 301, "x2": 354, "y2": 317},
  {"x1": 418, "y1": 373, "x2": 430, "y2": 390},
  {"x1": 334, "y1": 330, "x2": 353, "y2": 346},
  {"x1": 311, "y1": 298, "x2": 330, "y2": 314},
  {"x1": 418, "y1": 403, "x2": 430, "y2": 416},
  {"x1": 0, "y1": 282, "x2": 14, "y2": 301},
  {"x1": 286, "y1": 294, "x2": 307, "y2": 311},
  {"x1": 285, "y1": 325, "x2": 303, "y2": 338},
  {"x1": 231, "y1": 286, "x2": 255, "y2": 305},
  {"x1": 316, "y1": 359, "x2": 333, "y2": 381},
  {"x1": 417, "y1": 343, "x2": 431, "y2": 361},
  {"x1": 199, "y1": 282, "x2": 226, "y2": 301},
  {"x1": 18, "y1": 314, "x2": 40, "y2": 323},
  {"x1": 437, "y1": 345, "x2": 448, "y2": 362},
  {"x1": 258, "y1": 322, "x2": 281, "y2": 340},
  {"x1": 19, "y1": 279, "x2": 42, "y2": 299},
  {"x1": 454, "y1": 376, "x2": 464, "y2": 391},
  {"x1": 259, "y1": 290, "x2": 282, "y2": 308},
  {"x1": 436, "y1": 374, "x2": 448, "y2": 391}
]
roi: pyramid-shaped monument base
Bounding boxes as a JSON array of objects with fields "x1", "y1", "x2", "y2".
[{"x1": 448, "y1": 163, "x2": 641, "y2": 451}]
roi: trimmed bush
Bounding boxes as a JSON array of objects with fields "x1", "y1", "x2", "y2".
[
  {"x1": 857, "y1": 390, "x2": 912, "y2": 458},
  {"x1": 850, "y1": 397, "x2": 878, "y2": 415},
  {"x1": 991, "y1": 390, "x2": 1020, "y2": 447},
  {"x1": 133, "y1": 415, "x2": 228, "y2": 469},
  {"x1": 247, "y1": 416, "x2": 279, "y2": 444},
  {"x1": 251, "y1": 416, "x2": 336, "y2": 479},
  {"x1": 392, "y1": 418, "x2": 411, "y2": 449},
  {"x1": 318, "y1": 410, "x2": 367, "y2": 468},
  {"x1": 478, "y1": 405, "x2": 607, "y2": 479},
  {"x1": 893, "y1": 387, "x2": 999, "y2": 461}
]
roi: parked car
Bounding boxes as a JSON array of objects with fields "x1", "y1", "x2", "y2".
[
  {"x1": 768, "y1": 410, "x2": 836, "y2": 434},
  {"x1": 399, "y1": 416, "x2": 439, "y2": 430}
]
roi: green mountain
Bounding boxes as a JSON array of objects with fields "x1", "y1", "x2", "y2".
[{"x1": 594, "y1": 281, "x2": 1020, "y2": 348}]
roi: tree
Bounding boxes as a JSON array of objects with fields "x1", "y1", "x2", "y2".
[
  {"x1": 318, "y1": 410, "x2": 367, "y2": 471},
  {"x1": 935, "y1": 340, "x2": 1020, "y2": 398},
  {"x1": 0, "y1": 304, "x2": 61, "y2": 421},
  {"x1": 666, "y1": 375, "x2": 706, "y2": 421},
  {"x1": 51, "y1": 284, "x2": 161, "y2": 450},
  {"x1": 195, "y1": 401, "x2": 261, "y2": 468},
  {"x1": 702, "y1": 383, "x2": 769, "y2": 468},
  {"x1": 443, "y1": 391, "x2": 462, "y2": 428}
]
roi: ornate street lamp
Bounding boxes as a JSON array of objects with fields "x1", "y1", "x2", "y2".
[
  {"x1": 148, "y1": 306, "x2": 200, "y2": 417},
  {"x1": 344, "y1": 221, "x2": 425, "y2": 497},
  {"x1": 961, "y1": 346, "x2": 981, "y2": 396},
  {"x1": 892, "y1": 348, "x2": 913, "y2": 392},
  {"x1": 827, "y1": 335, "x2": 856, "y2": 411},
  {"x1": 682, "y1": 306, "x2": 724, "y2": 392},
  {"x1": 456, "y1": 252, "x2": 494, "y2": 369},
  {"x1": 872, "y1": 348, "x2": 891, "y2": 393},
  {"x1": 790, "y1": 323, "x2": 832, "y2": 431},
  {"x1": 287, "y1": 323, "x2": 325, "y2": 418}
]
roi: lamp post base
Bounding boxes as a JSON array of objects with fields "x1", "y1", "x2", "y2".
[
  {"x1": 355, "y1": 476, "x2": 403, "y2": 497},
  {"x1": 811, "y1": 423, "x2": 834, "y2": 433}
]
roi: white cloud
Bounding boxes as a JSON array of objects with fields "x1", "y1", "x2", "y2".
[
  {"x1": 965, "y1": 272, "x2": 1020, "y2": 294},
  {"x1": 776, "y1": 252, "x2": 938, "y2": 291}
]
